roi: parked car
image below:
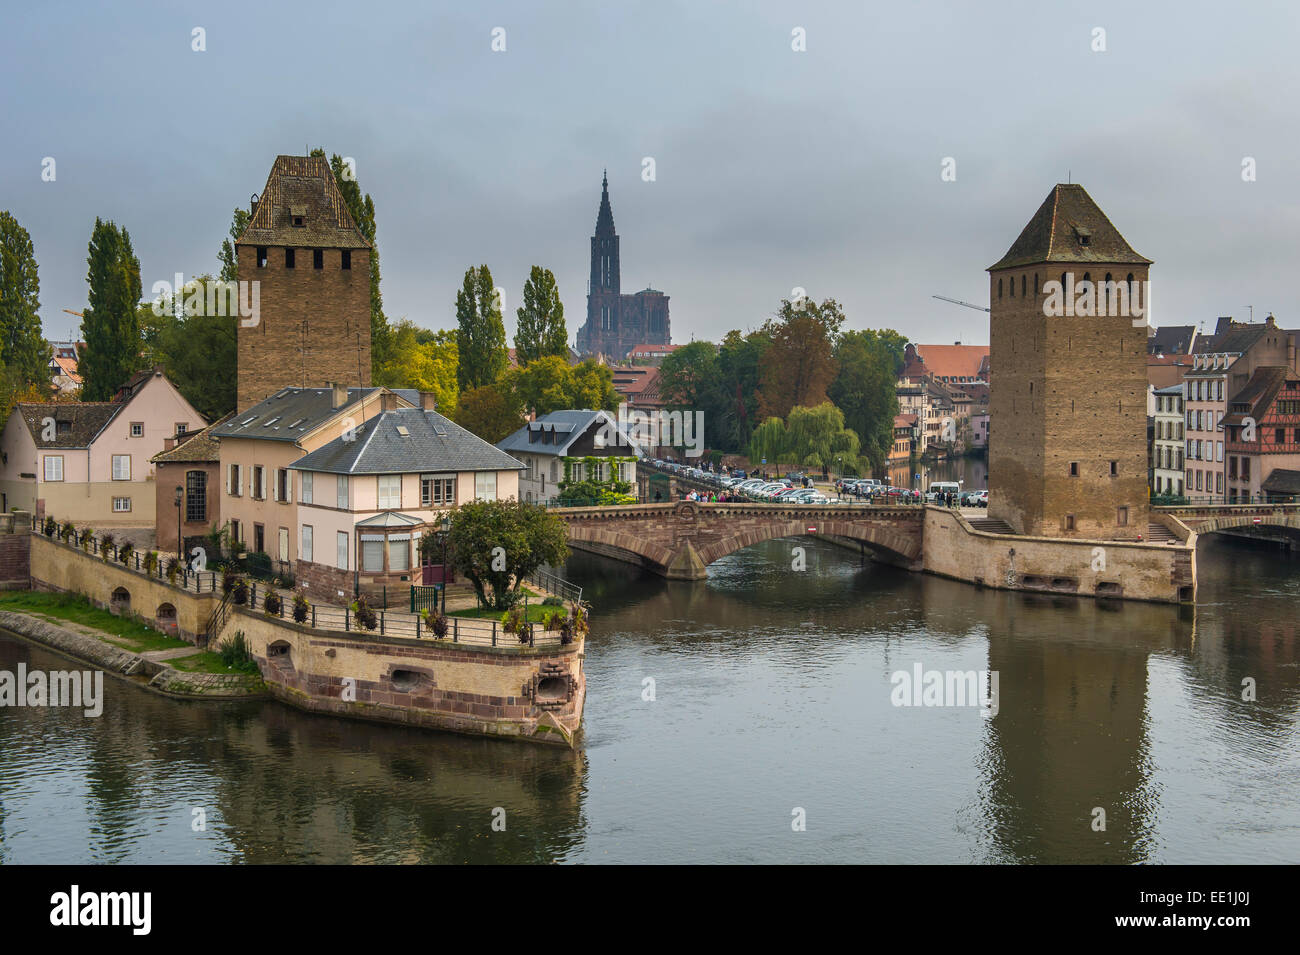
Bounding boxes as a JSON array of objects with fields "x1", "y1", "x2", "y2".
[
  {"x1": 960, "y1": 489, "x2": 989, "y2": 507},
  {"x1": 925, "y1": 481, "x2": 962, "y2": 503}
]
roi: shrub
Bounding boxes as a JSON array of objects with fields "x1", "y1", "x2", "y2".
[
  {"x1": 217, "y1": 631, "x2": 259, "y2": 674},
  {"x1": 59, "y1": 521, "x2": 75, "y2": 543},
  {"x1": 231, "y1": 577, "x2": 249, "y2": 605},
  {"x1": 117, "y1": 541, "x2": 133, "y2": 565},
  {"x1": 292, "y1": 593, "x2": 310, "y2": 624},
  {"x1": 544, "y1": 608, "x2": 566, "y2": 632},
  {"x1": 165, "y1": 558, "x2": 180, "y2": 585},
  {"x1": 421, "y1": 607, "x2": 450, "y2": 639},
  {"x1": 100, "y1": 532, "x2": 115, "y2": 559},
  {"x1": 504, "y1": 607, "x2": 532, "y2": 644},
  {"x1": 221, "y1": 568, "x2": 235, "y2": 595},
  {"x1": 350, "y1": 596, "x2": 378, "y2": 631},
  {"x1": 263, "y1": 591, "x2": 282, "y2": 616},
  {"x1": 79, "y1": 528, "x2": 92, "y2": 552},
  {"x1": 542, "y1": 596, "x2": 563, "y2": 607}
]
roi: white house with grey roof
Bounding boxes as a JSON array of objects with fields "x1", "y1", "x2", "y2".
[
  {"x1": 287, "y1": 405, "x2": 524, "y2": 597},
  {"x1": 496, "y1": 409, "x2": 643, "y2": 503}
]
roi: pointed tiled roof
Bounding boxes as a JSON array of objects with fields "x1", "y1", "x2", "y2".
[
  {"x1": 990, "y1": 184, "x2": 1151, "y2": 271},
  {"x1": 1221, "y1": 366, "x2": 1293, "y2": 427},
  {"x1": 238, "y1": 155, "x2": 371, "y2": 250},
  {"x1": 594, "y1": 171, "x2": 615, "y2": 236}
]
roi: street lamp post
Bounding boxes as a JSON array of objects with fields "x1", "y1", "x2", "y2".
[
  {"x1": 173, "y1": 485, "x2": 183, "y2": 566},
  {"x1": 438, "y1": 514, "x2": 450, "y2": 616}
]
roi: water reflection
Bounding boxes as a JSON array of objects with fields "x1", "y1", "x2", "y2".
[{"x1": 0, "y1": 534, "x2": 1295, "y2": 863}]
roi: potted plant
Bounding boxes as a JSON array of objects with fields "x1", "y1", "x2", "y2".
[
  {"x1": 79, "y1": 528, "x2": 93, "y2": 552},
  {"x1": 221, "y1": 567, "x2": 235, "y2": 595},
  {"x1": 59, "y1": 521, "x2": 75, "y2": 543},
  {"x1": 421, "y1": 607, "x2": 450, "y2": 639},
  {"x1": 166, "y1": 558, "x2": 180, "y2": 585},
  {"x1": 350, "y1": 596, "x2": 378, "y2": 631},
  {"x1": 263, "y1": 591, "x2": 282, "y2": 616},
  {"x1": 144, "y1": 550, "x2": 159, "y2": 575},
  {"x1": 231, "y1": 577, "x2": 249, "y2": 606},
  {"x1": 42, "y1": 517, "x2": 57, "y2": 537},
  {"x1": 100, "y1": 532, "x2": 115, "y2": 561},
  {"x1": 292, "y1": 593, "x2": 310, "y2": 624},
  {"x1": 118, "y1": 541, "x2": 133, "y2": 565}
]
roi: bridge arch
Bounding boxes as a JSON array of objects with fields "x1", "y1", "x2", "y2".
[{"x1": 696, "y1": 519, "x2": 920, "y2": 568}]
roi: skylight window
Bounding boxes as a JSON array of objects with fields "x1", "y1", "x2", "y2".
[
  {"x1": 396, "y1": 426, "x2": 410, "y2": 437},
  {"x1": 263, "y1": 417, "x2": 280, "y2": 427},
  {"x1": 434, "y1": 426, "x2": 447, "y2": 436},
  {"x1": 241, "y1": 416, "x2": 258, "y2": 426},
  {"x1": 288, "y1": 418, "x2": 304, "y2": 428}
]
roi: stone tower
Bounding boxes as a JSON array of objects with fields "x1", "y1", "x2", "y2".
[
  {"x1": 987, "y1": 184, "x2": 1151, "y2": 540},
  {"x1": 576, "y1": 172, "x2": 670, "y2": 359},
  {"x1": 235, "y1": 155, "x2": 372, "y2": 412}
]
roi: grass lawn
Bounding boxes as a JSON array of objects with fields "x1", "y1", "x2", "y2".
[
  {"x1": 0, "y1": 590, "x2": 191, "y2": 653},
  {"x1": 168, "y1": 651, "x2": 257, "y2": 675},
  {"x1": 449, "y1": 602, "x2": 560, "y2": 624}
]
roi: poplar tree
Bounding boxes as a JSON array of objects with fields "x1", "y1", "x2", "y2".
[
  {"x1": 455, "y1": 265, "x2": 508, "y2": 392},
  {"x1": 80, "y1": 218, "x2": 142, "y2": 400},
  {"x1": 0, "y1": 211, "x2": 52, "y2": 387},
  {"x1": 514, "y1": 266, "x2": 567, "y2": 364}
]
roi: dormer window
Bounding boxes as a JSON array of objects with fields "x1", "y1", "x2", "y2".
[
  {"x1": 1075, "y1": 226, "x2": 1091, "y2": 246},
  {"x1": 293, "y1": 217, "x2": 304, "y2": 227},
  {"x1": 290, "y1": 204, "x2": 307, "y2": 228}
]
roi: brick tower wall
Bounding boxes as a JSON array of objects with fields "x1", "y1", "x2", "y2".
[
  {"x1": 988, "y1": 266, "x2": 1151, "y2": 540},
  {"x1": 236, "y1": 244, "x2": 371, "y2": 412}
]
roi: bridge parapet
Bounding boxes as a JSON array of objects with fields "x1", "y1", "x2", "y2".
[
  {"x1": 553, "y1": 500, "x2": 925, "y2": 578},
  {"x1": 1154, "y1": 503, "x2": 1300, "y2": 534}
]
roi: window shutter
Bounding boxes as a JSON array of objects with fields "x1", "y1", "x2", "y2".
[
  {"x1": 273, "y1": 471, "x2": 280, "y2": 502},
  {"x1": 225, "y1": 467, "x2": 231, "y2": 495},
  {"x1": 286, "y1": 471, "x2": 292, "y2": 503}
]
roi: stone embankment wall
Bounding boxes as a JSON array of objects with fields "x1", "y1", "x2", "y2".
[
  {"x1": 921, "y1": 507, "x2": 1195, "y2": 603},
  {"x1": 0, "y1": 512, "x2": 31, "y2": 590},
  {"x1": 231, "y1": 610, "x2": 585, "y2": 746},
  {"x1": 24, "y1": 531, "x2": 585, "y2": 745},
  {"x1": 29, "y1": 534, "x2": 218, "y2": 643}
]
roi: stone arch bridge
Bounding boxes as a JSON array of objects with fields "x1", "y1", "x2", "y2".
[
  {"x1": 1153, "y1": 503, "x2": 1300, "y2": 550},
  {"x1": 554, "y1": 501, "x2": 923, "y2": 579}
]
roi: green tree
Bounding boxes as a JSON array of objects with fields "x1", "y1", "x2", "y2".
[
  {"x1": 829, "y1": 329, "x2": 905, "y2": 473},
  {"x1": 374, "y1": 320, "x2": 458, "y2": 412},
  {"x1": 217, "y1": 207, "x2": 250, "y2": 282},
  {"x1": 447, "y1": 499, "x2": 570, "y2": 610},
  {"x1": 455, "y1": 265, "x2": 508, "y2": 392},
  {"x1": 513, "y1": 355, "x2": 572, "y2": 415},
  {"x1": 0, "y1": 211, "x2": 51, "y2": 387},
  {"x1": 454, "y1": 381, "x2": 524, "y2": 443},
  {"x1": 138, "y1": 276, "x2": 237, "y2": 419},
  {"x1": 657, "y1": 340, "x2": 719, "y2": 418},
  {"x1": 80, "y1": 218, "x2": 143, "y2": 400},
  {"x1": 712, "y1": 330, "x2": 768, "y2": 452},
  {"x1": 757, "y1": 296, "x2": 844, "y2": 419},
  {"x1": 514, "y1": 266, "x2": 567, "y2": 364},
  {"x1": 567, "y1": 359, "x2": 619, "y2": 411},
  {"x1": 311, "y1": 148, "x2": 389, "y2": 376}
]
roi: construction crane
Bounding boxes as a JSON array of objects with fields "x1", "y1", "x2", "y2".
[{"x1": 932, "y1": 295, "x2": 989, "y2": 313}]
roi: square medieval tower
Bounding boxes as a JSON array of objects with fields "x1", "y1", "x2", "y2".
[
  {"x1": 235, "y1": 155, "x2": 372, "y2": 412},
  {"x1": 987, "y1": 184, "x2": 1151, "y2": 540}
]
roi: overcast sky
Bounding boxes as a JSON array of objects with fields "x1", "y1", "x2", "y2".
[{"x1": 5, "y1": 0, "x2": 1300, "y2": 347}]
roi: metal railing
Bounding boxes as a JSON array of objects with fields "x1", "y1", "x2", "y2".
[
  {"x1": 527, "y1": 568, "x2": 583, "y2": 604},
  {"x1": 236, "y1": 580, "x2": 571, "y2": 651},
  {"x1": 35, "y1": 517, "x2": 224, "y2": 593}
]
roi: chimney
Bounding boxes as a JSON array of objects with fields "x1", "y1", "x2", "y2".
[
  {"x1": 379, "y1": 391, "x2": 398, "y2": 412},
  {"x1": 164, "y1": 437, "x2": 175, "y2": 452},
  {"x1": 419, "y1": 391, "x2": 437, "y2": 411},
  {"x1": 1265, "y1": 313, "x2": 1276, "y2": 327},
  {"x1": 330, "y1": 381, "x2": 348, "y2": 409}
]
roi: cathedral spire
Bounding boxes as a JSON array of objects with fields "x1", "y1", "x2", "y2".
[{"x1": 595, "y1": 171, "x2": 615, "y2": 236}]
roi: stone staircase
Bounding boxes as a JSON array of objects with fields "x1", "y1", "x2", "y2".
[
  {"x1": 967, "y1": 518, "x2": 1015, "y2": 535},
  {"x1": 1146, "y1": 522, "x2": 1178, "y2": 543}
]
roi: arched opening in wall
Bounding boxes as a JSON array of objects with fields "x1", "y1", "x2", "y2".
[
  {"x1": 156, "y1": 603, "x2": 178, "y2": 635},
  {"x1": 266, "y1": 640, "x2": 293, "y2": 669},
  {"x1": 110, "y1": 587, "x2": 130, "y2": 615},
  {"x1": 389, "y1": 668, "x2": 430, "y2": 693},
  {"x1": 536, "y1": 676, "x2": 568, "y2": 701}
]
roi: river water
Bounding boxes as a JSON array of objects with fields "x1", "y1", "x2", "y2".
[{"x1": 0, "y1": 534, "x2": 1296, "y2": 864}]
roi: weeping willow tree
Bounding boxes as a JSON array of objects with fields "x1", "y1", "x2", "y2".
[{"x1": 748, "y1": 403, "x2": 860, "y2": 474}]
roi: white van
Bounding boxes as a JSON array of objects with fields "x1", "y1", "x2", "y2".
[{"x1": 926, "y1": 481, "x2": 961, "y2": 503}]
